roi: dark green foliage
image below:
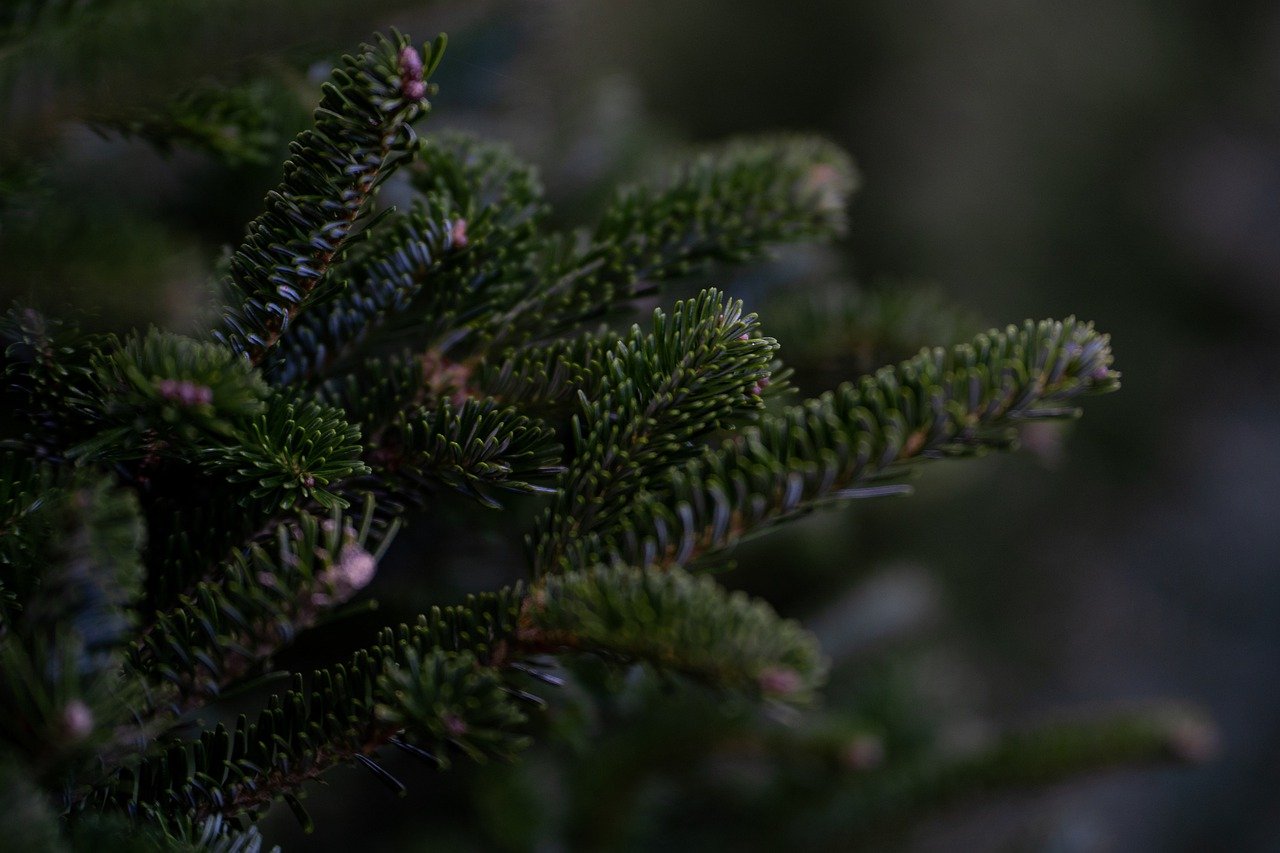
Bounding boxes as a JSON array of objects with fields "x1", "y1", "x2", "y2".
[
  {"x1": 210, "y1": 396, "x2": 366, "y2": 512},
  {"x1": 0, "y1": 473, "x2": 146, "y2": 784},
  {"x1": 96, "y1": 590, "x2": 533, "y2": 827},
  {"x1": 90, "y1": 80, "x2": 289, "y2": 168},
  {"x1": 525, "y1": 565, "x2": 825, "y2": 701},
  {"x1": 70, "y1": 330, "x2": 270, "y2": 463},
  {"x1": 484, "y1": 136, "x2": 857, "y2": 350},
  {"x1": 0, "y1": 25, "x2": 1194, "y2": 853},
  {"x1": 558, "y1": 318, "x2": 1118, "y2": 572},
  {"x1": 134, "y1": 499, "x2": 397, "y2": 713},
  {"x1": 375, "y1": 649, "x2": 531, "y2": 766},
  {"x1": 1, "y1": 307, "x2": 101, "y2": 454},
  {"x1": 215, "y1": 30, "x2": 447, "y2": 364},
  {"x1": 264, "y1": 133, "x2": 546, "y2": 388},
  {"x1": 532, "y1": 289, "x2": 775, "y2": 572},
  {"x1": 366, "y1": 398, "x2": 562, "y2": 509},
  {"x1": 798, "y1": 708, "x2": 1215, "y2": 845}
]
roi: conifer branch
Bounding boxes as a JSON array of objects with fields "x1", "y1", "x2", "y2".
[
  {"x1": 562, "y1": 318, "x2": 1118, "y2": 572},
  {"x1": 68, "y1": 329, "x2": 270, "y2": 465},
  {"x1": 0, "y1": 473, "x2": 147, "y2": 784},
  {"x1": 532, "y1": 289, "x2": 775, "y2": 573},
  {"x1": 521, "y1": 565, "x2": 826, "y2": 701},
  {"x1": 207, "y1": 395, "x2": 368, "y2": 512},
  {"x1": 1, "y1": 307, "x2": 102, "y2": 456},
  {"x1": 487, "y1": 135, "x2": 857, "y2": 346},
  {"x1": 0, "y1": 23, "x2": 1176, "y2": 849},
  {"x1": 94, "y1": 590, "x2": 530, "y2": 828},
  {"x1": 477, "y1": 328, "x2": 623, "y2": 415},
  {"x1": 215, "y1": 31, "x2": 446, "y2": 365},
  {"x1": 264, "y1": 133, "x2": 545, "y2": 386},
  {"x1": 97, "y1": 557, "x2": 825, "y2": 833},
  {"x1": 133, "y1": 500, "x2": 396, "y2": 715},
  {"x1": 821, "y1": 707, "x2": 1215, "y2": 840},
  {"x1": 363, "y1": 398, "x2": 563, "y2": 509}
]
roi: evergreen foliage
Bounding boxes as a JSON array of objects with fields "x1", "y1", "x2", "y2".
[{"x1": 0, "y1": 27, "x2": 1207, "y2": 852}]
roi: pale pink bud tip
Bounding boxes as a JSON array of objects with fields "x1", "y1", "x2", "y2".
[
  {"x1": 757, "y1": 666, "x2": 804, "y2": 696},
  {"x1": 398, "y1": 46, "x2": 424, "y2": 77},
  {"x1": 316, "y1": 542, "x2": 379, "y2": 605},
  {"x1": 450, "y1": 218, "x2": 468, "y2": 248},
  {"x1": 62, "y1": 700, "x2": 94, "y2": 741},
  {"x1": 398, "y1": 46, "x2": 426, "y2": 101},
  {"x1": 443, "y1": 713, "x2": 468, "y2": 738},
  {"x1": 157, "y1": 378, "x2": 213, "y2": 407},
  {"x1": 336, "y1": 543, "x2": 377, "y2": 590}
]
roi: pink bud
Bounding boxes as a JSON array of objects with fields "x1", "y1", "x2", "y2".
[
  {"x1": 317, "y1": 542, "x2": 378, "y2": 605},
  {"x1": 398, "y1": 46, "x2": 427, "y2": 101},
  {"x1": 398, "y1": 46, "x2": 424, "y2": 76},
  {"x1": 157, "y1": 378, "x2": 213, "y2": 407},
  {"x1": 450, "y1": 218, "x2": 468, "y2": 248},
  {"x1": 62, "y1": 699, "x2": 94, "y2": 741},
  {"x1": 336, "y1": 543, "x2": 377, "y2": 591},
  {"x1": 757, "y1": 666, "x2": 803, "y2": 697},
  {"x1": 443, "y1": 713, "x2": 468, "y2": 738}
]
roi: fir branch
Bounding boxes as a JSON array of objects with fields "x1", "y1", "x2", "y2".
[
  {"x1": 264, "y1": 132, "x2": 545, "y2": 386},
  {"x1": 99, "y1": 558, "x2": 824, "y2": 832},
  {"x1": 0, "y1": 474, "x2": 147, "y2": 782},
  {"x1": 207, "y1": 395, "x2": 368, "y2": 512},
  {"x1": 487, "y1": 135, "x2": 856, "y2": 346},
  {"x1": 521, "y1": 565, "x2": 826, "y2": 701},
  {"x1": 815, "y1": 707, "x2": 1215, "y2": 842},
  {"x1": 133, "y1": 499, "x2": 396, "y2": 715},
  {"x1": 69, "y1": 329, "x2": 270, "y2": 465},
  {"x1": 563, "y1": 318, "x2": 1119, "y2": 572},
  {"x1": 1, "y1": 306, "x2": 102, "y2": 455},
  {"x1": 95, "y1": 590, "x2": 531, "y2": 829},
  {"x1": 262, "y1": 201, "x2": 464, "y2": 387},
  {"x1": 532, "y1": 289, "x2": 776, "y2": 573},
  {"x1": 0, "y1": 451, "x2": 56, "y2": 573},
  {"x1": 364, "y1": 397, "x2": 563, "y2": 510},
  {"x1": 215, "y1": 31, "x2": 446, "y2": 365},
  {"x1": 477, "y1": 327, "x2": 623, "y2": 415},
  {"x1": 88, "y1": 77, "x2": 291, "y2": 168}
]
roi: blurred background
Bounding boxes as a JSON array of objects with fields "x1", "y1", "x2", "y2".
[{"x1": 2, "y1": 1, "x2": 1278, "y2": 849}]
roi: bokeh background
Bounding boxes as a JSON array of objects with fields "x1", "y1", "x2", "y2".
[{"x1": 3, "y1": 1, "x2": 1278, "y2": 849}]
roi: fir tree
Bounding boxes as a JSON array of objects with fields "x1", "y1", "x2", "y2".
[{"x1": 0, "y1": 29, "x2": 1211, "y2": 852}]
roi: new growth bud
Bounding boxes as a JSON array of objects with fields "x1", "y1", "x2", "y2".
[
  {"x1": 450, "y1": 218, "x2": 468, "y2": 248},
  {"x1": 758, "y1": 666, "x2": 803, "y2": 697},
  {"x1": 156, "y1": 379, "x2": 214, "y2": 407},
  {"x1": 399, "y1": 46, "x2": 427, "y2": 100},
  {"x1": 61, "y1": 700, "x2": 94, "y2": 742}
]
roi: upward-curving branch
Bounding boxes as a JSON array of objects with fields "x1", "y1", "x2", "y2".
[{"x1": 215, "y1": 31, "x2": 446, "y2": 365}]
